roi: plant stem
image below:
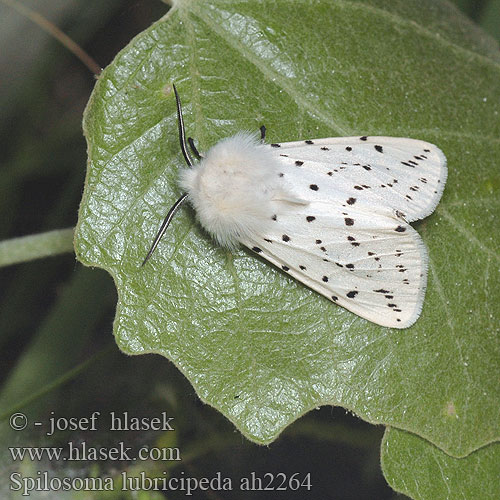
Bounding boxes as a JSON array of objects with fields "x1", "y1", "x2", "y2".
[{"x1": 0, "y1": 228, "x2": 75, "y2": 267}]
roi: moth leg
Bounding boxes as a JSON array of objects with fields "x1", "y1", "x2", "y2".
[
  {"x1": 187, "y1": 137, "x2": 203, "y2": 160},
  {"x1": 260, "y1": 125, "x2": 266, "y2": 142}
]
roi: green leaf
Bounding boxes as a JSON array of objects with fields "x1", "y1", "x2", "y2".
[
  {"x1": 75, "y1": 0, "x2": 500, "y2": 458},
  {"x1": 381, "y1": 427, "x2": 500, "y2": 499},
  {"x1": 478, "y1": 0, "x2": 500, "y2": 44}
]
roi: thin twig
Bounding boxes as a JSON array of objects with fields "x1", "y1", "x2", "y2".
[
  {"x1": 0, "y1": 345, "x2": 114, "y2": 421},
  {"x1": 1, "y1": 0, "x2": 102, "y2": 75}
]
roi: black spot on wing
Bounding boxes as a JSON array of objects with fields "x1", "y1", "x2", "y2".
[
  {"x1": 252, "y1": 247, "x2": 262, "y2": 253},
  {"x1": 347, "y1": 291, "x2": 358, "y2": 298},
  {"x1": 374, "y1": 145, "x2": 383, "y2": 153},
  {"x1": 305, "y1": 140, "x2": 314, "y2": 145},
  {"x1": 282, "y1": 234, "x2": 290, "y2": 242},
  {"x1": 344, "y1": 218, "x2": 354, "y2": 226},
  {"x1": 306, "y1": 216, "x2": 316, "y2": 222},
  {"x1": 395, "y1": 226, "x2": 406, "y2": 232},
  {"x1": 295, "y1": 160, "x2": 304, "y2": 166},
  {"x1": 346, "y1": 197, "x2": 356, "y2": 205},
  {"x1": 271, "y1": 143, "x2": 281, "y2": 148},
  {"x1": 309, "y1": 184, "x2": 319, "y2": 191}
]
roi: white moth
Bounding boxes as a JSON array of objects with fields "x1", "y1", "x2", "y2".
[{"x1": 143, "y1": 85, "x2": 447, "y2": 329}]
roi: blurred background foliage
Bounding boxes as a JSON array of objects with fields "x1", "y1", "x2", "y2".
[{"x1": 0, "y1": 1, "x2": 498, "y2": 498}]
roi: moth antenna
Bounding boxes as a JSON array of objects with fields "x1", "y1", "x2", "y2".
[
  {"x1": 173, "y1": 83, "x2": 193, "y2": 168},
  {"x1": 187, "y1": 137, "x2": 203, "y2": 159},
  {"x1": 141, "y1": 193, "x2": 189, "y2": 267},
  {"x1": 259, "y1": 125, "x2": 266, "y2": 142},
  {"x1": 142, "y1": 84, "x2": 192, "y2": 266}
]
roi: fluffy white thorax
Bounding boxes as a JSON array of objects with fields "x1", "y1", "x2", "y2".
[{"x1": 179, "y1": 132, "x2": 294, "y2": 247}]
